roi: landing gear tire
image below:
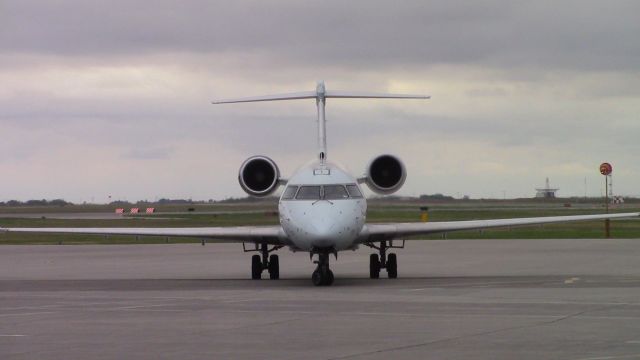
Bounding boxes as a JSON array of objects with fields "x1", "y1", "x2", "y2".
[
  {"x1": 268, "y1": 254, "x2": 279, "y2": 280},
  {"x1": 369, "y1": 254, "x2": 381, "y2": 279},
  {"x1": 312, "y1": 269, "x2": 322, "y2": 286},
  {"x1": 311, "y1": 268, "x2": 334, "y2": 286},
  {"x1": 251, "y1": 254, "x2": 262, "y2": 280},
  {"x1": 325, "y1": 269, "x2": 334, "y2": 286},
  {"x1": 387, "y1": 253, "x2": 398, "y2": 279},
  {"x1": 311, "y1": 251, "x2": 335, "y2": 286}
]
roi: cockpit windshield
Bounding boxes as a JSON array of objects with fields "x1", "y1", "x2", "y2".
[
  {"x1": 295, "y1": 186, "x2": 321, "y2": 200},
  {"x1": 323, "y1": 185, "x2": 349, "y2": 200},
  {"x1": 346, "y1": 184, "x2": 363, "y2": 198},
  {"x1": 281, "y1": 186, "x2": 298, "y2": 200},
  {"x1": 284, "y1": 184, "x2": 362, "y2": 201}
]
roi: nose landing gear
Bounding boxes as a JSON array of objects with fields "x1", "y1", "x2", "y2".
[
  {"x1": 310, "y1": 248, "x2": 336, "y2": 286},
  {"x1": 366, "y1": 240, "x2": 404, "y2": 279}
]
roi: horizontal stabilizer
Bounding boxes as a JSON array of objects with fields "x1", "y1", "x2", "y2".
[
  {"x1": 212, "y1": 91, "x2": 317, "y2": 104},
  {"x1": 212, "y1": 86, "x2": 429, "y2": 104},
  {"x1": 210, "y1": 81, "x2": 429, "y2": 164},
  {"x1": 326, "y1": 91, "x2": 429, "y2": 100}
]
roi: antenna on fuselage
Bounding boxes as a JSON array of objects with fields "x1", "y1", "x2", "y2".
[{"x1": 212, "y1": 81, "x2": 429, "y2": 164}]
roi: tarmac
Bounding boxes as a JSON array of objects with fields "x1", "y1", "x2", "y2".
[{"x1": 1, "y1": 239, "x2": 639, "y2": 359}]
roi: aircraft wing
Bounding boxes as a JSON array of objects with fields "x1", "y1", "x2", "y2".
[
  {"x1": 0, "y1": 225, "x2": 289, "y2": 245},
  {"x1": 358, "y1": 212, "x2": 640, "y2": 243}
]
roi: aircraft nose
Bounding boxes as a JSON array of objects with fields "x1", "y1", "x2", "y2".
[{"x1": 308, "y1": 218, "x2": 335, "y2": 247}]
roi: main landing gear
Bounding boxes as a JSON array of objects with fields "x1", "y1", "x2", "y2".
[
  {"x1": 311, "y1": 248, "x2": 336, "y2": 286},
  {"x1": 245, "y1": 243, "x2": 283, "y2": 280},
  {"x1": 366, "y1": 240, "x2": 404, "y2": 279}
]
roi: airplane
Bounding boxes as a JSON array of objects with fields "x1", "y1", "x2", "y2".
[{"x1": 2, "y1": 81, "x2": 638, "y2": 286}]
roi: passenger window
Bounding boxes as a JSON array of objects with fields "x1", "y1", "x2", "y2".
[
  {"x1": 346, "y1": 184, "x2": 363, "y2": 198},
  {"x1": 281, "y1": 186, "x2": 298, "y2": 200},
  {"x1": 296, "y1": 186, "x2": 321, "y2": 200},
  {"x1": 323, "y1": 185, "x2": 349, "y2": 200}
]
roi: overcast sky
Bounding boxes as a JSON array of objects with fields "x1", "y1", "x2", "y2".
[{"x1": 1, "y1": 0, "x2": 639, "y2": 202}]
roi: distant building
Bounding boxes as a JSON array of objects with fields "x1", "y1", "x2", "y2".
[{"x1": 535, "y1": 178, "x2": 559, "y2": 198}]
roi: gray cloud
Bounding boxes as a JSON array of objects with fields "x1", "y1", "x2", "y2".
[
  {"x1": 1, "y1": 1, "x2": 639, "y2": 71},
  {"x1": 122, "y1": 146, "x2": 173, "y2": 160}
]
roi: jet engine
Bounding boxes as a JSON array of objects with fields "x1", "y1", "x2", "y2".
[
  {"x1": 238, "y1": 156, "x2": 281, "y2": 197},
  {"x1": 364, "y1": 154, "x2": 407, "y2": 195}
]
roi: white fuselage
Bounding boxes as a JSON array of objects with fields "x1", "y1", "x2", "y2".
[{"x1": 278, "y1": 160, "x2": 367, "y2": 251}]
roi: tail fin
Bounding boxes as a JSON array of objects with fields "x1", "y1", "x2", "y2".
[{"x1": 211, "y1": 81, "x2": 429, "y2": 163}]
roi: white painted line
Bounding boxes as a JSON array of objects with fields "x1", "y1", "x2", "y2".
[
  {"x1": 0, "y1": 312, "x2": 57, "y2": 317},
  {"x1": 1, "y1": 305, "x2": 60, "y2": 311},
  {"x1": 404, "y1": 279, "x2": 555, "y2": 290},
  {"x1": 109, "y1": 304, "x2": 174, "y2": 310},
  {"x1": 564, "y1": 277, "x2": 580, "y2": 284},
  {"x1": 226, "y1": 309, "x2": 640, "y2": 321},
  {"x1": 121, "y1": 309, "x2": 185, "y2": 312},
  {"x1": 0, "y1": 335, "x2": 27, "y2": 337},
  {"x1": 220, "y1": 299, "x2": 258, "y2": 303},
  {"x1": 627, "y1": 341, "x2": 640, "y2": 344}
]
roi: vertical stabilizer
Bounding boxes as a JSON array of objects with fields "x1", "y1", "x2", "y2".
[{"x1": 316, "y1": 81, "x2": 327, "y2": 163}]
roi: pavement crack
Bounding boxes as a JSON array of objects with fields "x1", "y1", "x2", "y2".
[
  {"x1": 327, "y1": 303, "x2": 630, "y2": 360},
  {"x1": 544, "y1": 303, "x2": 627, "y2": 326},
  {"x1": 326, "y1": 322, "x2": 545, "y2": 360}
]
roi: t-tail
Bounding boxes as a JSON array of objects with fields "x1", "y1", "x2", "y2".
[{"x1": 212, "y1": 81, "x2": 429, "y2": 163}]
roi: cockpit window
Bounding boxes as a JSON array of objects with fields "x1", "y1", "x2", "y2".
[
  {"x1": 323, "y1": 185, "x2": 349, "y2": 200},
  {"x1": 296, "y1": 186, "x2": 321, "y2": 200},
  {"x1": 346, "y1": 184, "x2": 363, "y2": 198},
  {"x1": 281, "y1": 185, "x2": 298, "y2": 200}
]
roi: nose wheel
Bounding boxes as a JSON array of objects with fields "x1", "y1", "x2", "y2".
[
  {"x1": 367, "y1": 240, "x2": 403, "y2": 279},
  {"x1": 311, "y1": 250, "x2": 335, "y2": 286}
]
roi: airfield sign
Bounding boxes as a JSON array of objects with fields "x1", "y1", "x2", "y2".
[{"x1": 600, "y1": 162, "x2": 613, "y2": 238}]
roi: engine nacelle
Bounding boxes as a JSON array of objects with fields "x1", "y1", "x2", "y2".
[
  {"x1": 364, "y1": 154, "x2": 407, "y2": 195},
  {"x1": 238, "y1": 156, "x2": 281, "y2": 197}
]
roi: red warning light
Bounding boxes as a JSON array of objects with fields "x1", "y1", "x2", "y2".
[{"x1": 600, "y1": 162, "x2": 612, "y2": 176}]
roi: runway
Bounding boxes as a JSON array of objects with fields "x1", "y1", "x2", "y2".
[{"x1": 1, "y1": 239, "x2": 640, "y2": 359}]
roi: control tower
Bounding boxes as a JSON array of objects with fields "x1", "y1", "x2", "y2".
[{"x1": 535, "y1": 177, "x2": 559, "y2": 198}]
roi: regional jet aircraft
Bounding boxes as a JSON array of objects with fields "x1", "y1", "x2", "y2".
[{"x1": 3, "y1": 81, "x2": 638, "y2": 286}]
